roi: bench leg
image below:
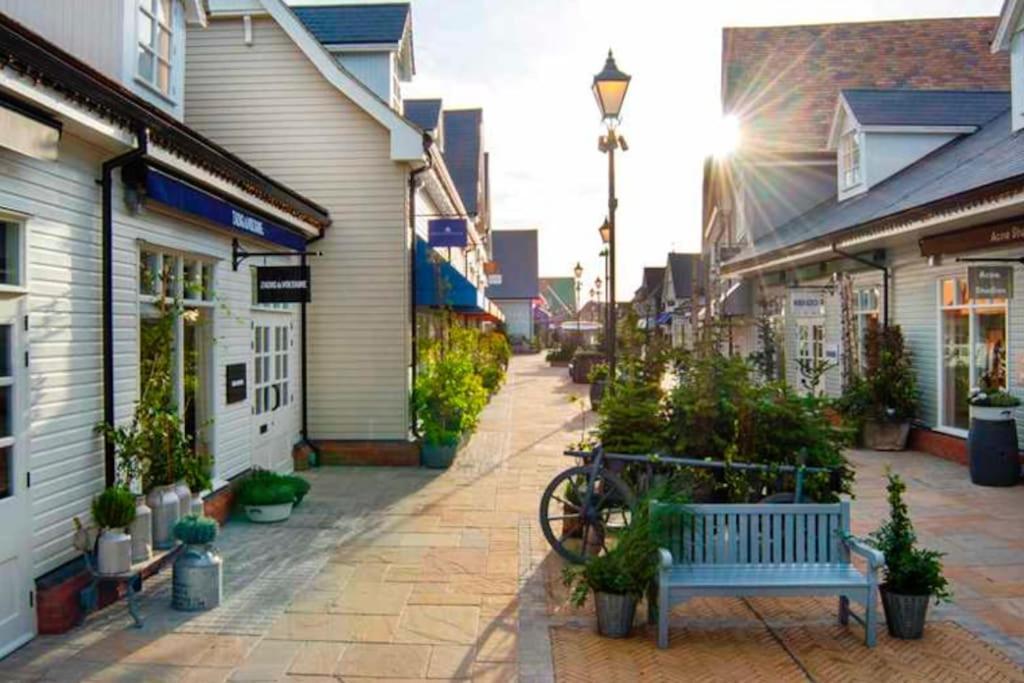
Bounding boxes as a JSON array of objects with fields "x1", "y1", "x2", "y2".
[
  {"x1": 864, "y1": 585, "x2": 878, "y2": 648},
  {"x1": 838, "y1": 595, "x2": 850, "y2": 626},
  {"x1": 657, "y1": 581, "x2": 670, "y2": 649},
  {"x1": 647, "y1": 581, "x2": 658, "y2": 626}
]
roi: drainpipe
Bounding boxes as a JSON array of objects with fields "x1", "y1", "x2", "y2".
[
  {"x1": 300, "y1": 229, "x2": 326, "y2": 465},
  {"x1": 408, "y1": 134, "x2": 434, "y2": 435},
  {"x1": 831, "y1": 244, "x2": 889, "y2": 328},
  {"x1": 101, "y1": 127, "x2": 148, "y2": 486}
]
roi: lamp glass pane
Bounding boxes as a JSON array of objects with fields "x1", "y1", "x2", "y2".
[{"x1": 593, "y1": 80, "x2": 628, "y2": 119}]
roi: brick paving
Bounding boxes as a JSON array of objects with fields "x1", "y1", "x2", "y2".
[{"x1": 2, "y1": 353, "x2": 1024, "y2": 681}]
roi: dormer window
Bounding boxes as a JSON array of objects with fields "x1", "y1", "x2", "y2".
[
  {"x1": 137, "y1": 0, "x2": 174, "y2": 97},
  {"x1": 839, "y1": 130, "x2": 861, "y2": 189}
]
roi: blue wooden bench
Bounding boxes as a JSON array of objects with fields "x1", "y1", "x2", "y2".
[{"x1": 651, "y1": 499, "x2": 884, "y2": 648}]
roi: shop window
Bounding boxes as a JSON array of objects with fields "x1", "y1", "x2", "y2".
[
  {"x1": 0, "y1": 221, "x2": 21, "y2": 287},
  {"x1": 939, "y1": 276, "x2": 1008, "y2": 431},
  {"x1": 854, "y1": 287, "x2": 881, "y2": 370},
  {"x1": 796, "y1": 320, "x2": 825, "y2": 394},
  {"x1": 140, "y1": 249, "x2": 214, "y2": 302}
]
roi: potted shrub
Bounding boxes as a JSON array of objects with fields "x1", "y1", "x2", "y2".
[
  {"x1": 561, "y1": 495, "x2": 664, "y2": 638},
  {"x1": 238, "y1": 474, "x2": 296, "y2": 523},
  {"x1": 844, "y1": 326, "x2": 917, "y2": 451},
  {"x1": 966, "y1": 380, "x2": 1021, "y2": 486},
  {"x1": 571, "y1": 349, "x2": 605, "y2": 384},
  {"x1": 171, "y1": 515, "x2": 222, "y2": 611},
  {"x1": 588, "y1": 363, "x2": 608, "y2": 410},
  {"x1": 545, "y1": 345, "x2": 575, "y2": 368},
  {"x1": 869, "y1": 471, "x2": 951, "y2": 639},
  {"x1": 92, "y1": 486, "x2": 136, "y2": 575},
  {"x1": 183, "y1": 453, "x2": 214, "y2": 516}
]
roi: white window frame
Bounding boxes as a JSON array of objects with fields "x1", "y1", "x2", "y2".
[
  {"x1": 936, "y1": 276, "x2": 1010, "y2": 434},
  {"x1": 796, "y1": 319, "x2": 825, "y2": 395},
  {"x1": 136, "y1": 0, "x2": 176, "y2": 99},
  {"x1": 0, "y1": 211, "x2": 28, "y2": 296},
  {"x1": 839, "y1": 130, "x2": 862, "y2": 190}
]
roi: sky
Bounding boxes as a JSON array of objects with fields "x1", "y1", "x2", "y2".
[{"x1": 296, "y1": 0, "x2": 1004, "y2": 299}]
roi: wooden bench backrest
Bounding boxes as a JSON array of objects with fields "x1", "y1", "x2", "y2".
[{"x1": 652, "y1": 501, "x2": 851, "y2": 566}]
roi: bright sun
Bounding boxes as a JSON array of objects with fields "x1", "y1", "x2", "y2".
[{"x1": 713, "y1": 114, "x2": 741, "y2": 157}]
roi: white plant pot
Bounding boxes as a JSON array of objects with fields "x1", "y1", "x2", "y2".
[
  {"x1": 244, "y1": 502, "x2": 293, "y2": 524},
  {"x1": 130, "y1": 496, "x2": 153, "y2": 564},
  {"x1": 96, "y1": 529, "x2": 132, "y2": 575},
  {"x1": 174, "y1": 481, "x2": 192, "y2": 518},
  {"x1": 970, "y1": 405, "x2": 1017, "y2": 422},
  {"x1": 147, "y1": 485, "x2": 181, "y2": 550},
  {"x1": 190, "y1": 493, "x2": 204, "y2": 517}
]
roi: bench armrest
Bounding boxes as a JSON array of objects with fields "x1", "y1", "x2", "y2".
[
  {"x1": 657, "y1": 548, "x2": 673, "y2": 569},
  {"x1": 842, "y1": 535, "x2": 884, "y2": 571}
]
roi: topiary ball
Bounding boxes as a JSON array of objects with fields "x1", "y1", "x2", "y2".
[{"x1": 173, "y1": 514, "x2": 218, "y2": 546}]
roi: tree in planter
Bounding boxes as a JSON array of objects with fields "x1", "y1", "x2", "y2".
[
  {"x1": 867, "y1": 471, "x2": 950, "y2": 639},
  {"x1": 596, "y1": 373, "x2": 664, "y2": 456}
]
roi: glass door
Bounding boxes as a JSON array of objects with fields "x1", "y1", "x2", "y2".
[{"x1": 0, "y1": 300, "x2": 33, "y2": 657}]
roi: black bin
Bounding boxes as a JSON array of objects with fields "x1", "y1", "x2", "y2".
[{"x1": 968, "y1": 418, "x2": 1021, "y2": 487}]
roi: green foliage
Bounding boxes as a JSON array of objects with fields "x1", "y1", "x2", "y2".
[
  {"x1": 414, "y1": 326, "x2": 489, "y2": 447},
  {"x1": 182, "y1": 453, "x2": 213, "y2": 493},
  {"x1": 238, "y1": 476, "x2": 296, "y2": 507},
  {"x1": 967, "y1": 388, "x2": 1020, "y2": 407},
  {"x1": 248, "y1": 469, "x2": 311, "y2": 506},
  {"x1": 747, "y1": 301, "x2": 781, "y2": 382},
  {"x1": 92, "y1": 486, "x2": 136, "y2": 530},
  {"x1": 836, "y1": 326, "x2": 918, "y2": 425},
  {"x1": 546, "y1": 337, "x2": 579, "y2": 363},
  {"x1": 869, "y1": 471, "x2": 951, "y2": 602},
  {"x1": 596, "y1": 375, "x2": 664, "y2": 455},
  {"x1": 283, "y1": 474, "x2": 311, "y2": 506},
  {"x1": 173, "y1": 514, "x2": 218, "y2": 545},
  {"x1": 587, "y1": 363, "x2": 608, "y2": 383}
]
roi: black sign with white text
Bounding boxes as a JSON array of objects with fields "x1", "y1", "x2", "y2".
[
  {"x1": 256, "y1": 265, "x2": 311, "y2": 304},
  {"x1": 226, "y1": 363, "x2": 247, "y2": 404}
]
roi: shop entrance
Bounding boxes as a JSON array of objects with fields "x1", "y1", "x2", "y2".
[
  {"x1": 0, "y1": 299, "x2": 33, "y2": 656},
  {"x1": 251, "y1": 314, "x2": 295, "y2": 472}
]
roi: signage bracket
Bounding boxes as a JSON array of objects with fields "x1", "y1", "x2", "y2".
[{"x1": 232, "y1": 238, "x2": 322, "y2": 271}]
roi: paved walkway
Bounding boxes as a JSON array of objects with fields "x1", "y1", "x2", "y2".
[{"x1": 2, "y1": 353, "x2": 1023, "y2": 681}]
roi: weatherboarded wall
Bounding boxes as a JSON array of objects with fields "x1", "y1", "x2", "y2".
[{"x1": 186, "y1": 16, "x2": 411, "y2": 441}]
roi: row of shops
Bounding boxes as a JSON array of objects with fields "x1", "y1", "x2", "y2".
[
  {"x1": 0, "y1": 0, "x2": 502, "y2": 653},
  {"x1": 703, "y1": 7, "x2": 1024, "y2": 458}
]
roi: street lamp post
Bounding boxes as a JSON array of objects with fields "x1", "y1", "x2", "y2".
[
  {"x1": 574, "y1": 261, "x2": 583, "y2": 343},
  {"x1": 593, "y1": 50, "x2": 630, "y2": 383}
]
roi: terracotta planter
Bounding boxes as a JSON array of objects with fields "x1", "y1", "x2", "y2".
[{"x1": 862, "y1": 419, "x2": 910, "y2": 451}]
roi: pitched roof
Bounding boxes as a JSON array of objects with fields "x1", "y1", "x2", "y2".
[
  {"x1": 291, "y1": 3, "x2": 410, "y2": 45},
  {"x1": 442, "y1": 109, "x2": 483, "y2": 215},
  {"x1": 667, "y1": 253, "x2": 702, "y2": 300},
  {"x1": 841, "y1": 89, "x2": 1010, "y2": 128},
  {"x1": 731, "y1": 104, "x2": 1024, "y2": 266},
  {"x1": 636, "y1": 267, "x2": 664, "y2": 301},
  {"x1": 539, "y1": 277, "x2": 576, "y2": 317},
  {"x1": 487, "y1": 230, "x2": 538, "y2": 299},
  {"x1": 404, "y1": 98, "x2": 442, "y2": 132},
  {"x1": 722, "y1": 17, "x2": 1009, "y2": 152}
]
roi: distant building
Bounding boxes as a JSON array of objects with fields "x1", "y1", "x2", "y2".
[
  {"x1": 487, "y1": 230, "x2": 539, "y2": 341},
  {"x1": 661, "y1": 253, "x2": 703, "y2": 348}
]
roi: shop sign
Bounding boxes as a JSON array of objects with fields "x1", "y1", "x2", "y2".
[
  {"x1": 790, "y1": 291, "x2": 825, "y2": 318},
  {"x1": 968, "y1": 265, "x2": 1014, "y2": 300},
  {"x1": 919, "y1": 219, "x2": 1024, "y2": 257},
  {"x1": 256, "y1": 265, "x2": 311, "y2": 303},
  {"x1": 225, "y1": 363, "x2": 247, "y2": 404},
  {"x1": 487, "y1": 273, "x2": 503, "y2": 286},
  {"x1": 428, "y1": 218, "x2": 468, "y2": 248}
]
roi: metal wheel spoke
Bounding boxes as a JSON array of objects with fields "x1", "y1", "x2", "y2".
[{"x1": 547, "y1": 514, "x2": 581, "y2": 522}]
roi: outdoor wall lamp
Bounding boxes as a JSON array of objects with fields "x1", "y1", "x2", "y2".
[{"x1": 598, "y1": 218, "x2": 610, "y2": 244}]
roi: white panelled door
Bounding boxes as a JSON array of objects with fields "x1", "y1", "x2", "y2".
[
  {"x1": 251, "y1": 315, "x2": 295, "y2": 472},
  {"x1": 0, "y1": 300, "x2": 33, "y2": 657}
]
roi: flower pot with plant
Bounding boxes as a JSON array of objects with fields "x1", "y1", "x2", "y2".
[
  {"x1": 92, "y1": 486, "x2": 137, "y2": 575},
  {"x1": 868, "y1": 471, "x2": 950, "y2": 639},
  {"x1": 967, "y1": 378, "x2": 1021, "y2": 486},
  {"x1": 588, "y1": 363, "x2": 609, "y2": 410},
  {"x1": 238, "y1": 475, "x2": 295, "y2": 523},
  {"x1": 183, "y1": 453, "x2": 214, "y2": 516},
  {"x1": 172, "y1": 515, "x2": 223, "y2": 611}
]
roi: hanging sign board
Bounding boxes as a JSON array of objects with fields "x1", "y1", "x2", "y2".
[
  {"x1": 487, "y1": 273, "x2": 503, "y2": 286},
  {"x1": 256, "y1": 265, "x2": 311, "y2": 303},
  {"x1": 225, "y1": 363, "x2": 247, "y2": 404},
  {"x1": 968, "y1": 265, "x2": 1014, "y2": 300},
  {"x1": 428, "y1": 218, "x2": 468, "y2": 248},
  {"x1": 790, "y1": 291, "x2": 825, "y2": 318}
]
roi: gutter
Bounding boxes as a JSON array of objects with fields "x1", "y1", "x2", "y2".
[
  {"x1": 101, "y1": 127, "x2": 148, "y2": 486},
  {"x1": 408, "y1": 134, "x2": 434, "y2": 436}
]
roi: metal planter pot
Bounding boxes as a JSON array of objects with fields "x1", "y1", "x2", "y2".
[
  {"x1": 147, "y1": 485, "x2": 181, "y2": 550},
  {"x1": 862, "y1": 420, "x2": 910, "y2": 451},
  {"x1": 880, "y1": 587, "x2": 930, "y2": 640},
  {"x1": 594, "y1": 591, "x2": 638, "y2": 638},
  {"x1": 172, "y1": 545, "x2": 223, "y2": 611},
  {"x1": 421, "y1": 443, "x2": 457, "y2": 469}
]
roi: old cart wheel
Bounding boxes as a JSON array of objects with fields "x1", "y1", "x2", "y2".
[{"x1": 539, "y1": 465, "x2": 636, "y2": 564}]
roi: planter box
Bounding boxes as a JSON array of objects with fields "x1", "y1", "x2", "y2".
[
  {"x1": 862, "y1": 420, "x2": 910, "y2": 451},
  {"x1": 969, "y1": 405, "x2": 1016, "y2": 422}
]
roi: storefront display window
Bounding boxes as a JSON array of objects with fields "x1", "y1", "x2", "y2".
[
  {"x1": 854, "y1": 286, "x2": 880, "y2": 370},
  {"x1": 939, "y1": 276, "x2": 1007, "y2": 431}
]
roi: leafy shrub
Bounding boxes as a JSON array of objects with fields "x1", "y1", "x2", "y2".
[
  {"x1": 283, "y1": 474, "x2": 311, "y2": 505},
  {"x1": 596, "y1": 375, "x2": 664, "y2": 455},
  {"x1": 587, "y1": 363, "x2": 609, "y2": 383},
  {"x1": 238, "y1": 477, "x2": 295, "y2": 507},
  {"x1": 414, "y1": 328, "x2": 489, "y2": 447},
  {"x1": 546, "y1": 345, "x2": 575, "y2": 363},
  {"x1": 869, "y1": 471, "x2": 950, "y2": 602},
  {"x1": 92, "y1": 486, "x2": 136, "y2": 529},
  {"x1": 183, "y1": 453, "x2": 213, "y2": 493},
  {"x1": 173, "y1": 514, "x2": 218, "y2": 545},
  {"x1": 968, "y1": 387, "x2": 1020, "y2": 407}
]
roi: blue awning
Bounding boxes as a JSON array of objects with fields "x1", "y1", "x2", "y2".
[
  {"x1": 655, "y1": 311, "x2": 672, "y2": 325},
  {"x1": 415, "y1": 238, "x2": 486, "y2": 313}
]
